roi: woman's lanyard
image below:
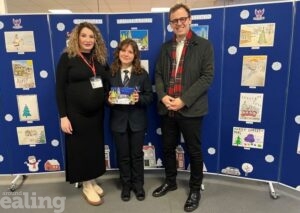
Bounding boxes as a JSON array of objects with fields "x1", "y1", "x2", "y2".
[{"x1": 79, "y1": 52, "x2": 96, "y2": 76}]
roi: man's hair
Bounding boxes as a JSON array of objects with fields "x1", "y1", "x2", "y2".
[{"x1": 169, "y1": 3, "x2": 191, "y2": 20}]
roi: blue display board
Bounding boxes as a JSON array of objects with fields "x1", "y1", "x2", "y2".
[
  {"x1": 163, "y1": 8, "x2": 224, "y2": 173},
  {"x1": 0, "y1": 104, "x2": 12, "y2": 174},
  {"x1": 0, "y1": 15, "x2": 64, "y2": 174},
  {"x1": 220, "y1": 2, "x2": 293, "y2": 181},
  {"x1": 280, "y1": 1, "x2": 300, "y2": 188},
  {"x1": 0, "y1": 2, "x2": 299, "y2": 190}
]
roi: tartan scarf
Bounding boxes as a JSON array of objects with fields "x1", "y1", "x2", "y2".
[{"x1": 168, "y1": 30, "x2": 192, "y2": 98}]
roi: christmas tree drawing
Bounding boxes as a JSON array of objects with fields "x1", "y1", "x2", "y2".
[
  {"x1": 235, "y1": 136, "x2": 242, "y2": 146},
  {"x1": 38, "y1": 130, "x2": 46, "y2": 143},
  {"x1": 22, "y1": 104, "x2": 31, "y2": 118},
  {"x1": 17, "y1": 94, "x2": 40, "y2": 122},
  {"x1": 258, "y1": 28, "x2": 267, "y2": 44}
]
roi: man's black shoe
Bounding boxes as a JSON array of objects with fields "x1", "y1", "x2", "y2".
[
  {"x1": 133, "y1": 188, "x2": 145, "y2": 201},
  {"x1": 184, "y1": 191, "x2": 201, "y2": 212},
  {"x1": 152, "y1": 183, "x2": 177, "y2": 197},
  {"x1": 121, "y1": 187, "x2": 131, "y2": 201}
]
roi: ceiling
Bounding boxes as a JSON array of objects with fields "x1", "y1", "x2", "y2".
[{"x1": 4, "y1": 0, "x2": 280, "y2": 14}]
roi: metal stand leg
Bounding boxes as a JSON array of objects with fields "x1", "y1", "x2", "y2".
[
  {"x1": 268, "y1": 181, "x2": 279, "y2": 199},
  {"x1": 8, "y1": 175, "x2": 27, "y2": 192},
  {"x1": 75, "y1": 182, "x2": 82, "y2": 188},
  {"x1": 201, "y1": 183, "x2": 205, "y2": 191}
]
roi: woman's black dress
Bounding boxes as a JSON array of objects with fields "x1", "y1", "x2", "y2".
[{"x1": 56, "y1": 52, "x2": 108, "y2": 183}]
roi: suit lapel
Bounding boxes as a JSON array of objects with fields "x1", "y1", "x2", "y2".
[
  {"x1": 116, "y1": 72, "x2": 123, "y2": 87},
  {"x1": 128, "y1": 73, "x2": 139, "y2": 88}
]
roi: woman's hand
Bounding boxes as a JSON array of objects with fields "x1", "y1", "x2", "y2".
[{"x1": 60, "y1": 116, "x2": 73, "y2": 134}]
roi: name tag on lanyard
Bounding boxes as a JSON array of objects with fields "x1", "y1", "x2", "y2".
[
  {"x1": 90, "y1": 76, "x2": 103, "y2": 89},
  {"x1": 79, "y1": 52, "x2": 103, "y2": 89}
]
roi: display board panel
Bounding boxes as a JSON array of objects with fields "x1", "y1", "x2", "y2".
[
  {"x1": 280, "y1": 1, "x2": 300, "y2": 189},
  {"x1": 0, "y1": 15, "x2": 64, "y2": 174},
  {"x1": 220, "y1": 2, "x2": 293, "y2": 181},
  {"x1": 0, "y1": 2, "x2": 298, "y2": 190}
]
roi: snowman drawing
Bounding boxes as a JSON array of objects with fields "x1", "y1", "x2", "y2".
[{"x1": 24, "y1": 155, "x2": 41, "y2": 172}]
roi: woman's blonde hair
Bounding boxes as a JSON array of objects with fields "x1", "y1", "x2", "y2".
[{"x1": 64, "y1": 22, "x2": 107, "y2": 65}]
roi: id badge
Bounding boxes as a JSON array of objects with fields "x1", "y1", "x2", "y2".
[{"x1": 90, "y1": 76, "x2": 103, "y2": 89}]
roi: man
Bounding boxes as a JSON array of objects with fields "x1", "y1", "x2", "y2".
[{"x1": 152, "y1": 3, "x2": 214, "y2": 212}]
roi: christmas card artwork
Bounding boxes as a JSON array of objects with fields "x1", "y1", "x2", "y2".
[
  {"x1": 232, "y1": 127, "x2": 265, "y2": 149},
  {"x1": 143, "y1": 143, "x2": 156, "y2": 168},
  {"x1": 239, "y1": 23, "x2": 275, "y2": 48},
  {"x1": 110, "y1": 87, "x2": 135, "y2": 105},
  {"x1": 17, "y1": 94, "x2": 40, "y2": 122},
  {"x1": 12, "y1": 60, "x2": 36, "y2": 89},
  {"x1": 176, "y1": 145, "x2": 185, "y2": 170},
  {"x1": 4, "y1": 31, "x2": 36, "y2": 53},
  {"x1": 141, "y1": 59, "x2": 149, "y2": 73},
  {"x1": 238, "y1": 93, "x2": 263, "y2": 123},
  {"x1": 24, "y1": 155, "x2": 41, "y2": 172},
  {"x1": 241, "y1": 55, "x2": 267, "y2": 87},
  {"x1": 17, "y1": 125, "x2": 46, "y2": 145},
  {"x1": 105, "y1": 145, "x2": 111, "y2": 169},
  {"x1": 191, "y1": 24, "x2": 209, "y2": 39},
  {"x1": 44, "y1": 159, "x2": 61, "y2": 172},
  {"x1": 120, "y1": 29, "x2": 149, "y2": 51}
]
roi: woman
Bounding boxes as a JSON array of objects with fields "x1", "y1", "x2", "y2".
[
  {"x1": 55, "y1": 22, "x2": 109, "y2": 206},
  {"x1": 108, "y1": 38, "x2": 153, "y2": 201}
]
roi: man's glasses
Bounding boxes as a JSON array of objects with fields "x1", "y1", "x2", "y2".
[{"x1": 169, "y1": 16, "x2": 189, "y2": 25}]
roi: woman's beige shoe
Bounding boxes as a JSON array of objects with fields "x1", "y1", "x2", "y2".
[
  {"x1": 93, "y1": 184, "x2": 104, "y2": 197},
  {"x1": 91, "y1": 180, "x2": 104, "y2": 197},
  {"x1": 82, "y1": 181, "x2": 103, "y2": 206}
]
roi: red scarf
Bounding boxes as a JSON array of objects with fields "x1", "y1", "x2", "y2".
[{"x1": 168, "y1": 30, "x2": 192, "y2": 98}]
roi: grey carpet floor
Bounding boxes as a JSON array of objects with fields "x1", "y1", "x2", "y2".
[{"x1": 0, "y1": 170, "x2": 299, "y2": 213}]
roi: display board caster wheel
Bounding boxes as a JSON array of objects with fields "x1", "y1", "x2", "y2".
[{"x1": 9, "y1": 184, "x2": 16, "y2": 192}]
